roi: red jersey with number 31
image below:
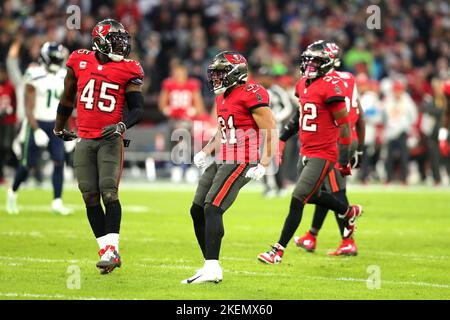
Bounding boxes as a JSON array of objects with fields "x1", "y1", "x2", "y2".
[
  {"x1": 66, "y1": 49, "x2": 144, "y2": 138},
  {"x1": 215, "y1": 82, "x2": 270, "y2": 163},
  {"x1": 295, "y1": 74, "x2": 347, "y2": 162}
]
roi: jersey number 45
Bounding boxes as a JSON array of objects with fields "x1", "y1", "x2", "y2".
[{"x1": 80, "y1": 79, "x2": 120, "y2": 113}]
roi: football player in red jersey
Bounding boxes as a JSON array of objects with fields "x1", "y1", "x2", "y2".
[
  {"x1": 53, "y1": 19, "x2": 144, "y2": 274},
  {"x1": 258, "y1": 41, "x2": 363, "y2": 265},
  {"x1": 294, "y1": 41, "x2": 366, "y2": 256},
  {"x1": 181, "y1": 51, "x2": 277, "y2": 284},
  {"x1": 438, "y1": 80, "x2": 450, "y2": 157},
  {"x1": 0, "y1": 63, "x2": 16, "y2": 185}
]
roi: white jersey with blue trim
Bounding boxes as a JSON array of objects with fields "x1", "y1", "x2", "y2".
[{"x1": 23, "y1": 64, "x2": 66, "y2": 122}]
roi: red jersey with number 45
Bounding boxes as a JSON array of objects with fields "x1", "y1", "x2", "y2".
[
  {"x1": 66, "y1": 49, "x2": 144, "y2": 139},
  {"x1": 215, "y1": 82, "x2": 270, "y2": 163},
  {"x1": 295, "y1": 74, "x2": 348, "y2": 162},
  {"x1": 333, "y1": 70, "x2": 359, "y2": 141}
]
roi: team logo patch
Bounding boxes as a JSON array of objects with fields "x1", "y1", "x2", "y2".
[
  {"x1": 224, "y1": 53, "x2": 246, "y2": 65},
  {"x1": 256, "y1": 93, "x2": 262, "y2": 102},
  {"x1": 335, "y1": 85, "x2": 342, "y2": 94},
  {"x1": 79, "y1": 61, "x2": 87, "y2": 69},
  {"x1": 92, "y1": 24, "x2": 111, "y2": 38}
]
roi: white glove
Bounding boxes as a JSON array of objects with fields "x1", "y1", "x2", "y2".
[
  {"x1": 245, "y1": 163, "x2": 266, "y2": 181},
  {"x1": 34, "y1": 128, "x2": 49, "y2": 147},
  {"x1": 193, "y1": 151, "x2": 207, "y2": 168},
  {"x1": 64, "y1": 139, "x2": 77, "y2": 153}
]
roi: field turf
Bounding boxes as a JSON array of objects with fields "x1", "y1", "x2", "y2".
[{"x1": 0, "y1": 183, "x2": 449, "y2": 300}]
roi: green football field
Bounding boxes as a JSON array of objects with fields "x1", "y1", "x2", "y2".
[{"x1": 1, "y1": 183, "x2": 450, "y2": 300}]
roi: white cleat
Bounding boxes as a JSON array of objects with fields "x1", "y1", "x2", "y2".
[
  {"x1": 52, "y1": 198, "x2": 73, "y2": 216},
  {"x1": 6, "y1": 188, "x2": 19, "y2": 214},
  {"x1": 181, "y1": 266, "x2": 223, "y2": 284}
]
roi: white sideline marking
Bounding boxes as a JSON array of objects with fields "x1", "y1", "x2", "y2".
[
  {"x1": 0, "y1": 292, "x2": 111, "y2": 300},
  {"x1": 2, "y1": 204, "x2": 149, "y2": 213}
]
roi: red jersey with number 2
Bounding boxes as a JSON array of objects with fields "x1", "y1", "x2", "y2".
[
  {"x1": 295, "y1": 74, "x2": 347, "y2": 162},
  {"x1": 66, "y1": 49, "x2": 144, "y2": 139},
  {"x1": 215, "y1": 82, "x2": 270, "y2": 163}
]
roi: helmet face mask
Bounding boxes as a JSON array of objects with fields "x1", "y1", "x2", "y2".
[
  {"x1": 207, "y1": 51, "x2": 248, "y2": 95},
  {"x1": 40, "y1": 42, "x2": 67, "y2": 73},
  {"x1": 92, "y1": 19, "x2": 131, "y2": 62}
]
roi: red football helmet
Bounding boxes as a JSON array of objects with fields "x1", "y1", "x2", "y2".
[{"x1": 92, "y1": 19, "x2": 131, "y2": 62}]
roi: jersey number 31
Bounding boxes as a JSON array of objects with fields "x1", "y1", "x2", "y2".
[{"x1": 80, "y1": 79, "x2": 119, "y2": 112}]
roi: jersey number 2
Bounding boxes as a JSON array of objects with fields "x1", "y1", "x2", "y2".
[
  {"x1": 300, "y1": 103, "x2": 317, "y2": 132},
  {"x1": 80, "y1": 79, "x2": 119, "y2": 112}
]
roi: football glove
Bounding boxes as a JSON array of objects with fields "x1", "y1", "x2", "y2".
[
  {"x1": 336, "y1": 162, "x2": 352, "y2": 177},
  {"x1": 350, "y1": 150, "x2": 364, "y2": 169},
  {"x1": 34, "y1": 128, "x2": 50, "y2": 147},
  {"x1": 102, "y1": 122, "x2": 126, "y2": 140},
  {"x1": 53, "y1": 129, "x2": 78, "y2": 141},
  {"x1": 439, "y1": 128, "x2": 449, "y2": 156},
  {"x1": 245, "y1": 163, "x2": 266, "y2": 181},
  {"x1": 193, "y1": 151, "x2": 207, "y2": 168}
]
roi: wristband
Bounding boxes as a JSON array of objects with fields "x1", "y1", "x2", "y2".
[{"x1": 439, "y1": 128, "x2": 448, "y2": 141}]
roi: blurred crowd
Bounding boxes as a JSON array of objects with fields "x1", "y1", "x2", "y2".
[{"x1": 1, "y1": 0, "x2": 450, "y2": 186}]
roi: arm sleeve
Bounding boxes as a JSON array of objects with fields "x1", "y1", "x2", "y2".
[
  {"x1": 123, "y1": 91, "x2": 144, "y2": 129},
  {"x1": 279, "y1": 108, "x2": 300, "y2": 142}
]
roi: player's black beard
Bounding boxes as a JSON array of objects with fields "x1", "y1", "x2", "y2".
[{"x1": 95, "y1": 51, "x2": 110, "y2": 64}]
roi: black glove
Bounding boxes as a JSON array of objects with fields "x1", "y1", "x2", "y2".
[
  {"x1": 53, "y1": 129, "x2": 78, "y2": 141},
  {"x1": 350, "y1": 150, "x2": 364, "y2": 169},
  {"x1": 101, "y1": 122, "x2": 126, "y2": 140}
]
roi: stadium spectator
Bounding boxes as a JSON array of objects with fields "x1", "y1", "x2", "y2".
[{"x1": 383, "y1": 80, "x2": 418, "y2": 184}]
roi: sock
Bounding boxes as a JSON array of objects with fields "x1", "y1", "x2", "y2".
[
  {"x1": 278, "y1": 197, "x2": 304, "y2": 248},
  {"x1": 105, "y1": 200, "x2": 122, "y2": 234},
  {"x1": 310, "y1": 191, "x2": 348, "y2": 217},
  {"x1": 204, "y1": 204, "x2": 225, "y2": 260},
  {"x1": 52, "y1": 163, "x2": 63, "y2": 199},
  {"x1": 96, "y1": 234, "x2": 109, "y2": 250},
  {"x1": 86, "y1": 204, "x2": 106, "y2": 238},
  {"x1": 107, "y1": 233, "x2": 120, "y2": 252},
  {"x1": 332, "y1": 189, "x2": 349, "y2": 238},
  {"x1": 12, "y1": 166, "x2": 29, "y2": 192},
  {"x1": 204, "y1": 259, "x2": 220, "y2": 270},
  {"x1": 311, "y1": 205, "x2": 328, "y2": 234},
  {"x1": 190, "y1": 203, "x2": 206, "y2": 258}
]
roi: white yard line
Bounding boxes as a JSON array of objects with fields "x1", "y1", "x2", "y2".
[
  {"x1": 2, "y1": 255, "x2": 446, "y2": 290},
  {"x1": 0, "y1": 292, "x2": 112, "y2": 300}
]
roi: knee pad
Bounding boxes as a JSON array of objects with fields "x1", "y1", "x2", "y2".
[
  {"x1": 190, "y1": 203, "x2": 204, "y2": 221},
  {"x1": 101, "y1": 190, "x2": 118, "y2": 205},
  {"x1": 204, "y1": 204, "x2": 225, "y2": 238},
  {"x1": 82, "y1": 192, "x2": 100, "y2": 206},
  {"x1": 99, "y1": 177, "x2": 118, "y2": 204}
]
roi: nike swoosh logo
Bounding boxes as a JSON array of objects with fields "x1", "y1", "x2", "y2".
[
  {"x1": 340, "y1": 245, "x2": 353, "y2": 251},
  {"x1": 187, "y1": 275, "x2": 202, "y2": 284}
]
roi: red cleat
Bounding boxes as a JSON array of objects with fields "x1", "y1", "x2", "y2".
[
  {"x1": 328, "y1": 238, "x2": 358, "y2": 256},
  {"x1": 257, "y1": 243, "x2": 284, "y2": 265},
  {"x1": 341, "y1": 205, "x2": 363, "y2": 238},
  {"x1": 294, "y1": 232, "x2": 317, "y2": 252}
]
